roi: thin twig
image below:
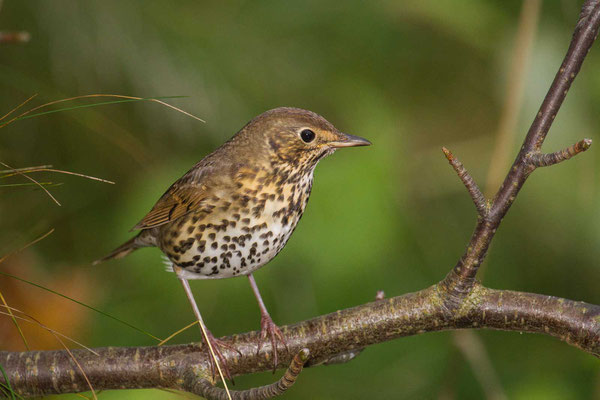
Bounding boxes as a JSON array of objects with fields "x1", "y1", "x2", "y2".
[
  {"x1": 443, "y1": 2, "x2": 600, "y2": 295},
  {"x1": 442, "y1": 147, "x2": 488, "y2": 217},
  {"x1": 528, "y1": 138, "x2": 592, "y2": 167}
]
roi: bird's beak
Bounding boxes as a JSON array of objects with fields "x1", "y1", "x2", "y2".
[{"x1": 329, "y1": 132, "x2": 372, "y2": 148}]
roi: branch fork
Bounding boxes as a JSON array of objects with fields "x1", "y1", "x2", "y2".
[{"x1": 441, "y1": 1, "x2": 600, "y2": 300}]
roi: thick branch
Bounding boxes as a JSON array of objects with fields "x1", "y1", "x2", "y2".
[
  {"x1": 1, "y1": 3, "x2": 599, "y2": 399},
  {"x1": 1, "y1": 284, "x2": 598, "y2": 398}
]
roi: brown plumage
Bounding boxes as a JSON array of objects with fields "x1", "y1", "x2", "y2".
[{"x1": 96, "y1": 107, "x2": 370, "y2": 379}]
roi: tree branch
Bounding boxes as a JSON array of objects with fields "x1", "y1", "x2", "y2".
[
  {"x1": 441, "y1": 1, "x2": 600, "y2": 301},
  {"x1": 1, "y1": 284, "x2": 598, "y2": 397},
  {"x1": 1, "y1": 1, "x2": 600, "y2": 398},
  {"x1": 528, "y1": 138, "x2": 592, "y2": 167}
]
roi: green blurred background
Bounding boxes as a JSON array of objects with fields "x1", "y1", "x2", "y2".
[{"x1": 1, "y1": 0, "x2": 599, "y2": 398}]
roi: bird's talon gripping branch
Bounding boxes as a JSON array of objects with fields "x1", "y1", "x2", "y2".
[
  {"x1": 203, "y1": 331, "x2": 238, "y2": 383},
  {"x1": 529, "y1": 138, "x2": 592, "y2": 167},
  {"x1": 258, "y1": 314, "x2": 288, "y2": 371},
  {"x1": 442, "y1": 147, "x2": 488, "y2": 217},
  {"x1": 193, "y1": 348, "x2": 310, "y2": 400}
]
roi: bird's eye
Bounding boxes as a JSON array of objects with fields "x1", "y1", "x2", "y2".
[{"x1": 300, "y1": 129, "x2": 316, "y2": 143}]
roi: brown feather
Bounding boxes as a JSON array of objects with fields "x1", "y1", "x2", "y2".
[{"x1": 130, "y1": 159, "x2": 231, "y2": 231}]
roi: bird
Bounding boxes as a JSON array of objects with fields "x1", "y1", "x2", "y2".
[{"x1": 95, "y1": 107, "x2": 370, "y2": 379}]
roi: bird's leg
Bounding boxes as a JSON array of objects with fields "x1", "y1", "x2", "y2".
[
  {"x1": 247, "y1": 273, "x2": 288, "y2": 369},
  {"x1": 176, "y1": 270, "x2": 235, "y2": 382}
]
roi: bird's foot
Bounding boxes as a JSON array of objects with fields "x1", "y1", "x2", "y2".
[
  {"x1": 202, "y1": 330, "x2": 241, "y2": 383},
  {"x1": 257, "y1": 313, "x2": 288, "y2": 371}
]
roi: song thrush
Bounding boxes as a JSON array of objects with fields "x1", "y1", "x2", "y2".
[{"x1": 95, "y1": 107, "x2": 370, "y2": 379}]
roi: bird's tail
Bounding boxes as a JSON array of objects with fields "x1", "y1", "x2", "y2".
[{"x1": 93, "y1": 235, "x2": 143, "y2": 265}]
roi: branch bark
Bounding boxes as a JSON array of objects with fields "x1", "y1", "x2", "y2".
[
  {"x1": 2, "y1": 1, "x2": 600, "y2": 398},
  {"x1": 1, "y1": 283, "x2": 598, "y2": 398}
]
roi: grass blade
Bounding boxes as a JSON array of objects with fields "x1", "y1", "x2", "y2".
[
  {"x1": 0, "y1": 94, "x2": 203, "y2": 130},
  {"x1": 0, "y1": 162, "x2": 60, "y2": 206},
  {"x1": 0, "y1": 364, "x2": 17, "y2": 400},
  {"x1": 0, "y1": 168, "x2": 113, "y2": 185},
  {"x1": 0, "y1": 182, "x2": 59, "y2": 188},
  {"x1": 0, "y1": 93, "x2": 37, "y2": 122},
  {"x1": 0, "y1": 291, "x2": 29, "y2": 351},
  {"x1": 0, "y1": 306, "x2": 99, "y2": 356},
  {"x1": 14, "y1": 97, "x2": 183, "y2": 122}
]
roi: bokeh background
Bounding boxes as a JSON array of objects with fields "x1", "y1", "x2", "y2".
[{"x1": 1, "y1": 0, "x2": 599, "y2": 399}]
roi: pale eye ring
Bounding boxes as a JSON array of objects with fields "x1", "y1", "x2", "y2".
[{"x1": 300, "y1": 129, "x2": 316, "y2": 143}]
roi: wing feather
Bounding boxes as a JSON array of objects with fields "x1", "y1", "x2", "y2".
[{"x1": 131, "y1": 165, "x2": 215, "y2": 231}]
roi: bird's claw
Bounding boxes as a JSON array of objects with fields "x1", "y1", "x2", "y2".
[
  {"x1": 203, "y1": 331, "x2": 241, "y2": 383},
  {"x1": 256, "y1": 314, "x2": 288, "y2": 371}
]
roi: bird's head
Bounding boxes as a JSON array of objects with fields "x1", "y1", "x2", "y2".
[{"x1": 236, "y1": 107, "x2": 371, "y2": 170}]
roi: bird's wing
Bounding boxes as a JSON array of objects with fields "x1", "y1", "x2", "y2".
[{"x1": 131, "y1": 165, "x2": 214, "y2": 231}]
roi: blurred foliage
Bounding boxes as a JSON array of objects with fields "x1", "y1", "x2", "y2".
[{"x1": 1, "y1": 0, "x2": 599, "y2": 399}]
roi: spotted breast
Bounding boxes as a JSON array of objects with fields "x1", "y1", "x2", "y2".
[{"x1": 158, "y1": 163, "x2": 315, "y2": 280}]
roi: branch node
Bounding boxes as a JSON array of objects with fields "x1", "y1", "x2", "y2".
[
  {"x1": 529, "y1": 138, "x2": 592, "y2": 167},
  {"x1": 442, "y1": 147, "x2": 489, "y2": 217},
  {"x1": 193, "y1": 348, "x2": 310, "y2": 400}
]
